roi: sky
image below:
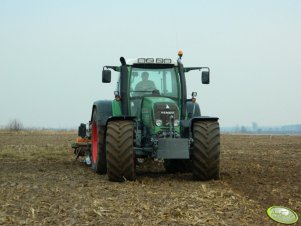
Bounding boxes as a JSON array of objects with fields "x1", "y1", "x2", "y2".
[{"x1": 0, "y1": 0, "x2": 300, "y2": 128}]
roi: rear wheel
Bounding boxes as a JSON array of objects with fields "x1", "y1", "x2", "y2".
[
  {"x1": 192, "y1": 121, "x2": 220, "y2": 180},
  {"x1": 91, "y1": 108, "x2": 107, "y2": 174},
  {"x1": 106, "y1": 120, "x2": 136, "y2": 182}
]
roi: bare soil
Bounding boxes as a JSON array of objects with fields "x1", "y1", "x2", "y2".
[{"x1": 0, "y1": 131, "x2": 300, "y2": 225}]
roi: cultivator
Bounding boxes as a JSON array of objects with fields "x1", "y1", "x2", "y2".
[{"x1": 71, "y1": 124, "x2": 91, "y2": 162}]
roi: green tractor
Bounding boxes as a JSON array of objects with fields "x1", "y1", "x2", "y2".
[{"x1": 75, "y1": 52, "x2": 220, "y2": 182}]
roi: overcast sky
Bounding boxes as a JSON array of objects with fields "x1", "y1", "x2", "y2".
[{"x1": 0, "y1": 0, "x2": 300, "y2": 128}]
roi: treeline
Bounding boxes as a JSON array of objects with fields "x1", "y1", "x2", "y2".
[
  {"x1": 0, "y1": 119, "x2": 76, "y2": 132},
  {"x1": 222, "y1": 124, "x2": 301, "y2": 135}
]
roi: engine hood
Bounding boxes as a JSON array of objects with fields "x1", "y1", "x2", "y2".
[{"x1": 141, "y1": 97, "x2": 180, "y2": 130}]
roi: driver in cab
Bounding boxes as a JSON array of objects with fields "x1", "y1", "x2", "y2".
[{"x1": 135, "y1": 72, "x2": 156, "y2": 92}]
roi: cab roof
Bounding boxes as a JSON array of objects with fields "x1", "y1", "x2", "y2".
[{"x1": 126, "y1": 58, "x2": 178, "y2": 66}]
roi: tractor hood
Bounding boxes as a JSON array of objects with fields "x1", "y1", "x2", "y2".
[{"x1": 141, "y1": 97, "x2": 180, "y2": 133}]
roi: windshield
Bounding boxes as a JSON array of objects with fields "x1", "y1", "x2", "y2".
[{"x1": 130, "y1": 67, "x2": 179, "y2": 98}]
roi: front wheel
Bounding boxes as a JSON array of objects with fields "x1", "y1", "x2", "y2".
[
  {"x1": 106, "y1": 120, "x2": 136, "y2": 182},
  {"x1": 192, "y1": 121, "x2": 220, "y2": 180}
]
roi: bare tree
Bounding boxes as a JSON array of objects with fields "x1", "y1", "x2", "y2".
[
  {"x1": 252, "y1": 122, "x2": 258, "y2": 132},
  {"x1": 7, "y1": 119, "x2": 24, "y2": 131}
]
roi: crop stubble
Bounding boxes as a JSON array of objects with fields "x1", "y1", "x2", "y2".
[{"x1": 0, "y1": 131, "x2": 300, "y2": 225}]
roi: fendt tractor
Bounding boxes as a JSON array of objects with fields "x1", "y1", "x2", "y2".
[{"x1": 72, "y1": 51, "x2": 220, "y2": 182}]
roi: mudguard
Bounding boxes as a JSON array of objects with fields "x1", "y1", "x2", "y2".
[
  {"x1": 186, "y1": 101, "x2": 201, "y2": 119},
  {"x1": 106, "y1": 116, "x2": 136, "y2": 126},
  {"x1": 180, "y1": 101, "x2": 201, "y2": 138},
  {"x1": 92, "y1": 100, "x2": 113, "y2": 126}
]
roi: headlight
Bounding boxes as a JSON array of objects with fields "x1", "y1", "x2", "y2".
[
  {"x1": 138, "y1": 58, "x2": 145, "y2": 63},
  {"x1": 146, "y1": 58, "x2": 154, "y2": 63},
  {"x1": 164, "y1": 59, "x2": 172, "y2": 64},
  {"x1": 155, "y1": 119, "x2": 162, "y2": 126},
  {"x1": 174, "y1": 119, "x2": 180, "y2": 126},
  {"x1": 156, "y1": 58, "x2": 163, "y2": 63}
]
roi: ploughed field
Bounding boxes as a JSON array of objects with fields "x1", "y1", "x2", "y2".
[{"x1": 0, "y1": 131, "x2": 300, "y2": 225}]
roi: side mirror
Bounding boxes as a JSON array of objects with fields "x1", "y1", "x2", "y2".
[
  {"x1": 202, "y1": 71, "x2": 210, "y2": 84},
  {"x1": 102, "y1": 70, "x2": 111, "y2": 83}
]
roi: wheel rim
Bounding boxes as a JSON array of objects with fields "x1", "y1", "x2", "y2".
[{"x1": 92, "y1": 121, "x2": 98, "y2": 164}]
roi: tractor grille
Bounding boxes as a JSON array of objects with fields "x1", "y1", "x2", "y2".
[{"x1": 154, "y1": 103, "x2": 179, "y2": 126}]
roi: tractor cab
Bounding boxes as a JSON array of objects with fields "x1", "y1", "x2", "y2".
[
  {"x1": 127, "y1": 59, "x2": 181, "y2": 135},
  {"x1": 102, "y1": 54, "x2": 210, "y2": 137}
]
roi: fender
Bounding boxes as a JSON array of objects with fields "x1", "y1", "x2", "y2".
[
  {"x1": 92, "y1": 100, "x2": 113, "y2": 126},
  {"x1": 180, "y1": 101, "x2": 201, "y2": 138},
  {"x1": 106, "y1": 116, "x2": 136, "y2": 127},
  {"x1": 186, "y1": 101, "x2": 201, "y2": 119}
]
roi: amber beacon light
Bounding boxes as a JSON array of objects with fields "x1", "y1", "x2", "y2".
[{"x1": 178, "y1": 50, "x2": 183, "y2": 59}]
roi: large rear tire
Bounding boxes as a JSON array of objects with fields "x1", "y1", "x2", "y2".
[
  {"x1": 91, "y1": 108, "x2": 107, "y2": 174},
  {"x1": 106, "y1": 120, "x2": 136, "y2": 182},
  {"x1": 192, "y1": 121, "x2": 220, "y2": 180}
]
